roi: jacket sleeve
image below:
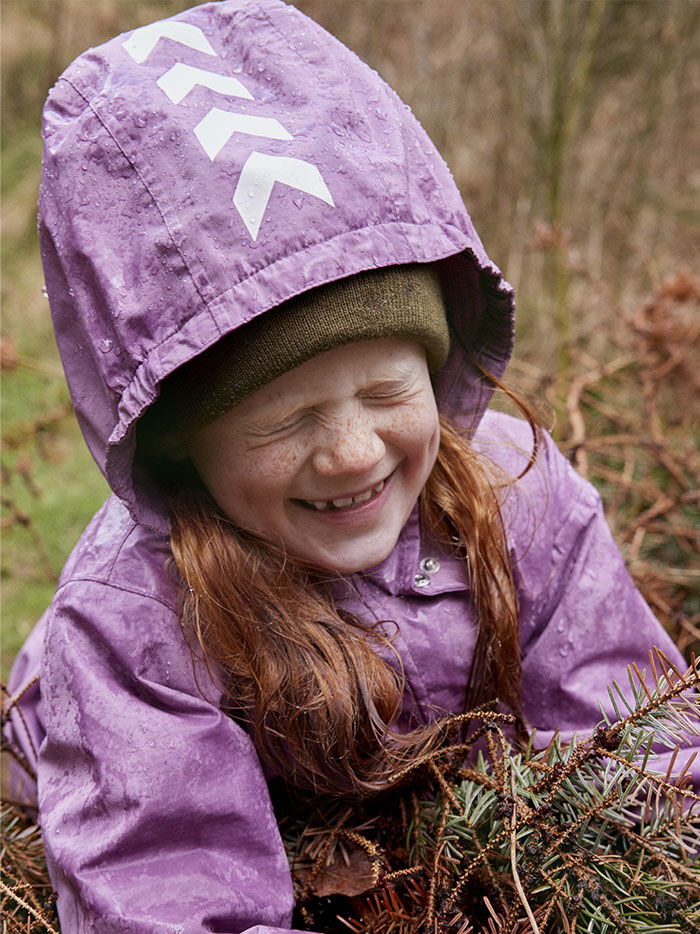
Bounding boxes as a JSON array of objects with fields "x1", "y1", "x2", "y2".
[
  {"x1": 5, "y1": 611, "x2": 45, "y2": 805},
  {"x1": 39, "y1": 579, "x2": 310, "y2": 934},
  {"x1": 510, "y1": 428, "x2": 699, "y2": 786}
]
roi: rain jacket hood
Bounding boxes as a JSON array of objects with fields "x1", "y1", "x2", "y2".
[{"x1": 39, "y1": 0, "x2": 514, "y2": 533}]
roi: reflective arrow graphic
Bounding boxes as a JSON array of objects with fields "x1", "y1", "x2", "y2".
[
  {"x1": 123, "y1": 22, "x2": 216, "y2": 64},
  {"x1": 194, "y1": 108, "x2": 293, "y2": 161},
  {"x1": 123, "y1": 17, "x2": 337, "y2": 241},
  {"x1": 157, "y1": 63, "x2": 254, "y2": 105},
  {"x1": 233, "y1": 152, "x2": 335, "y2": 240}
]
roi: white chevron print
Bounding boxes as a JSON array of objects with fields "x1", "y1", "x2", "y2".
[
  {"x1": 123, "y1": 22, "x2": 216, "y2": 64},
  {"x1": 122, "y1": 15, "x2": 336, "y2": 240},
  {"x1": 157, "y1": 63, "x2": 253, "y2": 105},
  {"x1": 195, "y1": 108, "x2": 293, "y2": 161},
  {"x1": 233, "y1": 152, "x2": 335, "y2": 240}
]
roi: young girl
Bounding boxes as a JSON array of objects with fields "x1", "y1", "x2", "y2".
[{"x1": 7, "y1": 0, "x2": 697, "y2": 929}]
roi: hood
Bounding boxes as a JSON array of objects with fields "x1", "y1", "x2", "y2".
[{"x1": 39, "y1": 0, "x2": 514, "y2": 533}]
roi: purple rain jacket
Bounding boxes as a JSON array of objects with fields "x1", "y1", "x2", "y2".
[{"x1": 6, "y1": 1, "x2": 697, "y2": 930}]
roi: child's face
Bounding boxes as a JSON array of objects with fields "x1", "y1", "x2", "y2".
[{"x1": 187, "y1": 337, "x2": 440, "y2": 574}]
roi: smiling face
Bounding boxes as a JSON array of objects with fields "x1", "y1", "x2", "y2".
[{"x1": 187, "y1": 337, "x2": 441, "y2": 574}]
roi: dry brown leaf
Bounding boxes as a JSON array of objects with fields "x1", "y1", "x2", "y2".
[{"x1": 296, "y1": 844, "x2": 375, "y2": 897}]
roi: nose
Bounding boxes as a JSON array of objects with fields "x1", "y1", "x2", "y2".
[{"x1": 311, "y1": 413, "x2": 385, "y2": 477}]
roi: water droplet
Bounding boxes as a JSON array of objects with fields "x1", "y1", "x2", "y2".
[
  {"x1": 41, "y1": 286, "x2": 48, "y2": 298},
  {"x1": 99, "y1": 338, "x2": 113, "y2": 354},
  {"x1": 558, "y1": 644, "x2": 570, "y2": 657}
]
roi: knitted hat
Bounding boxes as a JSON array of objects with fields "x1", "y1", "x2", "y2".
[{"x1": 138, "y1": 264, "x2": 449, "y2": 457}]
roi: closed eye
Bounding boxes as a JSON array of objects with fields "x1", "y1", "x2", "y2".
[
  {"x1": 359, "y1": 378, "x2": 419, "y2": 402},
  {"x1": 245, "y1": 409, "x2": 311, "y2": 437}
]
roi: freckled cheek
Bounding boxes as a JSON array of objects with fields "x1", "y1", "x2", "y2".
[
  {"x1": 206, "y1": 450, "x2": 303, "y2": 530},
  {"x1": 391, "y1": 406, "x2": 440, "y2": 460},
  {"x1": 238, "y1": 445, "x2": 305, "y2": 499}
]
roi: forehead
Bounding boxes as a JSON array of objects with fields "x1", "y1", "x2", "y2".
[{"x1": 235, "y1": 337, "x2": 427, "y2": 418}]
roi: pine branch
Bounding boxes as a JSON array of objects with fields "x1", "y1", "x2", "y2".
[{"x1": 282, "y1": 651, "x2": 700, "y2": 934}]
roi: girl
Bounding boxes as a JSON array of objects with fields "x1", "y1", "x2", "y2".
[{"x1": 6, "y1": 0, "x2": 696, "y2": 930}]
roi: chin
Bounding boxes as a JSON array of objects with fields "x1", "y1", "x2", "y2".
[{"x1": 311, "y1": 537, "x2": 399, "y2": 576}]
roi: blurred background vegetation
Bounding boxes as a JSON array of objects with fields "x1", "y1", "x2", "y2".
[{"x1": 2, "y1": 0, "x2": 699, "y2": 679}]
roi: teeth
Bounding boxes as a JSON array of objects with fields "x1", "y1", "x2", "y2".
[
  {"x1": 331, "y1": 497, "x2": 354, "y2": 508},
  {"x1": 306, "y1": 478, "x2": 387, "y2": 511}
]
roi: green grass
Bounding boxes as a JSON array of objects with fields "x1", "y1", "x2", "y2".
[{"x1": 1, "y1": 366, "x2": 108, "y2": 676}]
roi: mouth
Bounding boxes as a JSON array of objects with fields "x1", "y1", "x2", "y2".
[{"x1": 296, "y1": 476, "x2": 389, "y2": 512}]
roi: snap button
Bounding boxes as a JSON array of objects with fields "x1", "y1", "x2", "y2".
[
  {"x1": 413, "y1": 573, "x2": 431, "y2": 588},
  {"x1": 420, "y1": 557, "x2": 440, "y2": 574}
]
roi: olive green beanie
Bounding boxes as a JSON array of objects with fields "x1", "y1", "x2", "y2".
[{"x1": 138, "y1": 263, "x2": 449, "y2": 457}]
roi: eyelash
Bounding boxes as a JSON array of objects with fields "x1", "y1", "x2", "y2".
[
  {"x1": 266, "y1": 417, "x2": 305, "y2": 434},
  {"x1": 361, "y1": 387, "x2": 410, "y2": 402}
]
